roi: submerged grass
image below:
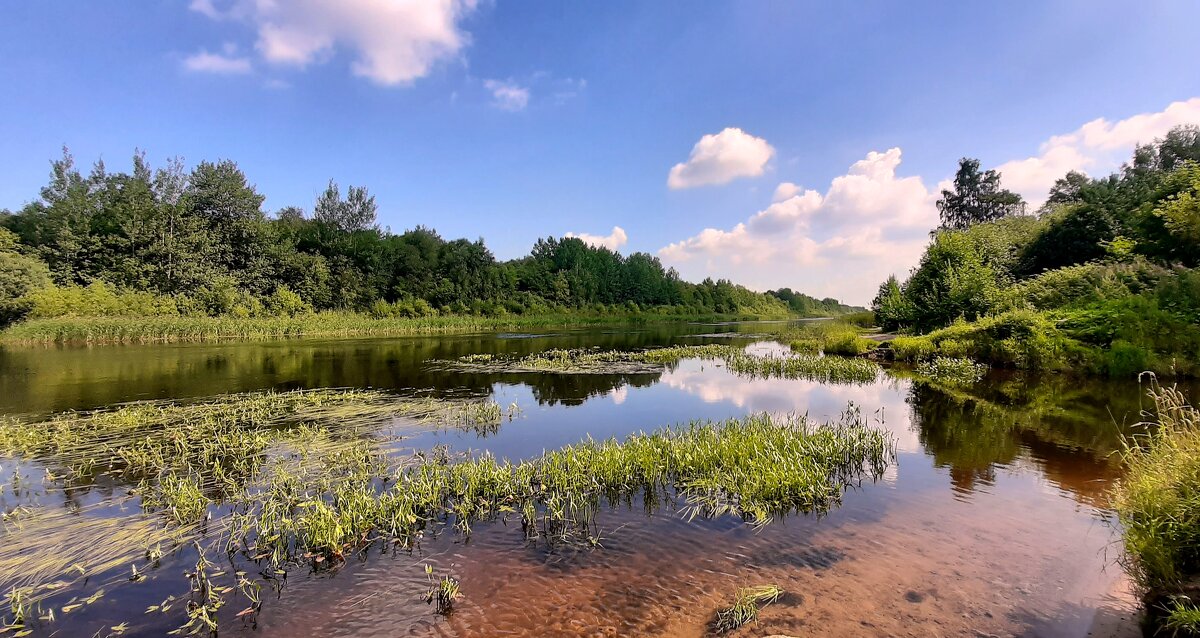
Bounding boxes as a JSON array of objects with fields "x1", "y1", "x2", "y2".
[
  {"x1": 1111, "y1": 381, "x2": 1200, "y2": 636},
  {"x1": 1, "y1": 387, "x2": 892, "y2": 635},
  {"x1": 449, "y1": 344, "x2": 881, "y2": 384},
  {"x1": 712, "y1": 584, "x2": 783, "y2": 633}
]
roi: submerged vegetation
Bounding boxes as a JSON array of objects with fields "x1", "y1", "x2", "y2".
[
  {"x1": 1112, "y1": 382, "x2": 1200, "y2": 635},
  {"x1": 0, "y1": 385, "x2": 894, "y2": 635},
  {"x1": 712, "y1": 584, "x2": 784, "y2": 633}
]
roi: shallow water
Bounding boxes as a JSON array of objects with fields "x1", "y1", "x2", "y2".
[{"x1": 0, "y1": 322, "x2": 1188, "y2": 637}]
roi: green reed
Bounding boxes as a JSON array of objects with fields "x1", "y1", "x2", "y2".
[{"x1": 450, "y1": 344, "x2": 881, "y2": 383}]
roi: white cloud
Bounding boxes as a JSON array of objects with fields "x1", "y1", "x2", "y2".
[
  {"x1": 189, "y1": 0, "x2": 479, "y2": 86},
  {"x1": 995, "y1": 97, "x2": 1200, "y2": 206},
  {"x1": 565, "y1": 226, "x2": 628, "y2": 251},
  {"x1": 483, "y1": 79, "x2": 530, "y2": 111},
  {"x1": 667, "y1": 128, "x2": 774, "y2": 189},
  {"x1": 183, "y1": 44, "x2": 252, "y2": 74},
  {"x1": 658, "y1": 98, "x2": 1200, "y2": 305},
  {"x1": 659, "y1": 148, "x2": 937, "y2": 305},
  {"x1": 772, "y1": 182, "x2": 801, "y2": 202}
]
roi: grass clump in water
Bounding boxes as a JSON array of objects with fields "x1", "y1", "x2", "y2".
[
  {"x1": 448, "y1": 344, "x2": 881, "y2": 384},
  {"x1": 231, "y1": 407, "x2": 894, "y2": 566},
  {"x1": 1111, "y1": 380, "x2": 1200, "y2": 635},
  {"x1": 712, "y1": 584, "x2": 783, "y2": 633},
  {"x1": 914, "y1": 356, "x2": 988, "y2": 386}
]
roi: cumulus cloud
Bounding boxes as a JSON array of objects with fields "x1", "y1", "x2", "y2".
[
  {"x1": 565, "y1": 226, "x2": 628, "y2": 251},
  {"x1": 658, "y1": 98, "x2": 1200, "y2": 305},
  {"x1": 483, "y1": 79, "x2": 530, "y2": 111},
  {"x1": 659, "y1": 148, "x2": 937, "y2": 305},
  {"x1": 995, "y1": 97, "x2": 1200, "y2": 206},
  {"x1": 183, "y1": 43, "x2": 252, "y2": 74},
  {"x1": 667, "y1": 128, "x2": 774, "y2": 189},
  {"x1": 188, "y1": 0, "x2": 479, "y2": 86}
]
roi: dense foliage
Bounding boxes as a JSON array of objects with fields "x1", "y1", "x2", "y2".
[
  {"x1": 875, "y1": 126, "x2": 1200, "y2": 376},
  {"x1": 0, "y1": 149, "x2": 849, "y2": 328}
]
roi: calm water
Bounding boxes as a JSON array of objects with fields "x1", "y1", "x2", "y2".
[{"x1": 1, "y1": 322, "x2": 1188, "y2": 637}]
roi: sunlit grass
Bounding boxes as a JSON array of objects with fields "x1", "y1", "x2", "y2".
[
  {"x1": 914, "y1": 356, "x2": 989, "y2": 386},
  {"x1": 712, "y1": 584, "x2": 783, "y2": 633}
]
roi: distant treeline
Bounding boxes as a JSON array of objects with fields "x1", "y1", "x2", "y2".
[{"x1": 0, "y1": 150, "x2": 852, "y2": 326}]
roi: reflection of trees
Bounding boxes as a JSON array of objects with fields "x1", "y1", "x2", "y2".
[
  {"x1": 908, "y1": 373, "x2": 1176, "y2": 504},
  {"x1": 0, "y1": 323, "x2": 765, "y2": 414}
]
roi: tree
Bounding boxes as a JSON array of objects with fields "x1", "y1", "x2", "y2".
[
  {"x1": 902, "y1": 231, "x2": 999, "y2": 331},
  {"x1": 1045, "y1": 171, "x2": 1091, "y2": 207},
  {"x1": 314, "y1": 180, "x2": 377, "y2": 233},
  {"x1": 871, "y1": 275, "x2": 910, "y2": 331},
  {"x1": 937, "y1": 158, "x2": 1026, "y2": 230},
  {"x1": 0, "y1": 228, "x2": 52, "y2": 325}
]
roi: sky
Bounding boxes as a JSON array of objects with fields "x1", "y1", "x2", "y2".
[{"x1": 2, "y1": 1, "x2": 1199, "y2": 305}]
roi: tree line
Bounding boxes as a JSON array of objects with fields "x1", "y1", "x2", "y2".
[{"x1": 0, "y1": 149, "x2": 853, "y2": 325}]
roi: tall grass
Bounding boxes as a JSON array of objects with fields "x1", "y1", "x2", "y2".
[
  {"x1": 1111, "y1": 381, "x2": 1200, "y2": 635},
  {"x1": 450, "y1": 344, "x2": 882, "y2": 384},
  {"x1": 1, "y1": 310, "x2": 788, "y2": 346}
]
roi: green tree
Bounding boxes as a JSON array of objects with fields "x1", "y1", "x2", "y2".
[
  {"x1": 871, "y1": 275, "x2": 911, "y2": 330},
  {"x1": 937, "y1": 158, "x2": 1026, "y2": 230},
  {"x1": 0, "y1": 228, "x2": 52, "y2": 325}
]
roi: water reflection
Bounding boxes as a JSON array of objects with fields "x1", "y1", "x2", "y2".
[{"x1": 2, "y1": 326, "x2": 1191, "y2": 637}]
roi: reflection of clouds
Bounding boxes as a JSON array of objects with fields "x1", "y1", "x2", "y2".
[
  {"x1": 659, "y1": 360, "x2": 920, "y2": 453},
  {"x1": 610, "y1": 385, "x2": 628, "y2": 405}
]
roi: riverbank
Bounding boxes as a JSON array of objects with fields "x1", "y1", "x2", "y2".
[{"x1": 0, "y1": 310, "x2": 799, "y2": 346}]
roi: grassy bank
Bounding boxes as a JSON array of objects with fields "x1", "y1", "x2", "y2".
[
  {"x1": 886, "y1": 306, "x2": 1200, "y2": 378},
  {"x1": 0, "y1": 309, "x2": 792, "y2": 346},
  {"x1": 1112, "y1": 383, "x2": 1200, "y2": 635}
]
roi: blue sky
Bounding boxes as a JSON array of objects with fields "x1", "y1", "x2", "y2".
[{"x1": 2, "y1": 1, "x2": 1199, "y2": 303}]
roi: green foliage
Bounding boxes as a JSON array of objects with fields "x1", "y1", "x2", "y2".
[
  {"x1": 26, "y1": 281, "x2": 181, "y2": 319},
  {"x1": 936, "y1": 157, "x2": 1026, "y2": 230},
  {"x1": 879, "y1": 126, "x2": 1200, "y2": 376},
  {"x1": 0, "y1": 229, "x2": 52, "y2": 326},
  {"x1": 888, "y1": 310, "x2": 1078, "y2": 370},
  {"x1": 902, "y1": 231, "x2": 1001, "y2": 332},
  {"x1": 913, "y1": 356, "x2": 988, "y2": 386},
  {"x1": 0, "y1": 150, "x2": 828, "y2": 329},
  {"x1": 871, "y1": 275, "x2": 910, "y2": 331}
]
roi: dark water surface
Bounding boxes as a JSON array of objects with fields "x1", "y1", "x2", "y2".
[{"x1": 1, "y1": 322, "x2": 1189, "y2": 637}]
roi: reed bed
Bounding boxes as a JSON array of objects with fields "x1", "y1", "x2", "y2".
[
  {"x1": 448, "y1": 344, "x2": 882, "y2": 384},
  {"x1": 0, "y1": 311, "x2": 760, "y2": 346}
]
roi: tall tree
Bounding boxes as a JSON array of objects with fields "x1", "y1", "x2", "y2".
[
  {"x1": 937, "y1": 158, "x2": 1026, "y2": 230},
  {"x1": 314, "y1": 180, "x2": 377, "y2": 233}
]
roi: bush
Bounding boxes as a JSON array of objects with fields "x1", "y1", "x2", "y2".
[
  {"x1": 0, "y1": 231, "x2": 51, "y2": 326},
  {"x1": 26, "y1": 281, "x2": 181, "y2": 319},
  {"x1": 888, "y1": 310, "x2": 1077, "y2": 370}
]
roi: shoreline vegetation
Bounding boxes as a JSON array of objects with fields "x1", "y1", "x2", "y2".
[
  {"x1": 0, "y1": 389, "x2": 894, "y2": 635},
  {"x1": 0, "y1": 308, "x2": 797, "y2": 346},
  {"x1": 1112, "y1": 382, "x2": 1200, "y2": 636},
  {"x1": 0, "y1": 147, "x2": 860, "y2": 347},
  {"x1": 868, "y1": 126, "x2": 1200, "y2": 379}
]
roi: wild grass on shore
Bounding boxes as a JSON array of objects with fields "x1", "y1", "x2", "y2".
[
  {"x1": 1111, "y1": 381, "x2": 1200, "y2": 635},
  {"x1": 0, "y1": 310, "x2": 783, "y2": 346}
]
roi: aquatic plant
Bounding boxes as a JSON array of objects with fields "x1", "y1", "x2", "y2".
[
  {"x1": 447, "y1": 344, "x2": 881, "y2": 384},
  {"x1": 914, "y1": 356, "x2": 989, "y2": 386},
  {"x1": 712, "y1": 584, "x2": 783, "y2": 633},
  {"x1": 423, "y1": 565, "x2": 461, "y2": 615}
]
